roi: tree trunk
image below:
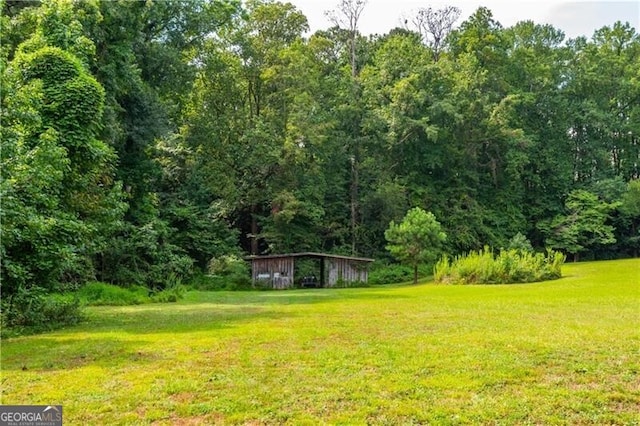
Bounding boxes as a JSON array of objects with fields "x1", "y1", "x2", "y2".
[
  {"x1": 413, "y1": 264, "x2": 418, "y2": 284},
  {"x1": 350, "y1": 155, "x2": 358, "y2": 255},
  {"x1": 350, "y1": 35, "x2": 357, "y2": 78},
  {"x1": 250, "y1": 204, "x2": 258, "y2": 255},
  {"x1": 633, "y1": 222, "x2": 638, "y2": 258}
]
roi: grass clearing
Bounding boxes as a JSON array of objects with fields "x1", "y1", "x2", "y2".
[{"x1": 1, "y1": 259, "x2": 639, "y2": 424}]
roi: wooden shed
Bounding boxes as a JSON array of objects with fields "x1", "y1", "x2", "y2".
[{"x1": 245, "y1": 252, "x2": 374, "y2": 289}]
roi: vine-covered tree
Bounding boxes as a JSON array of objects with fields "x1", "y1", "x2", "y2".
[{"x1": 1, "y1": 37, "x2": 125, "y2": 291}]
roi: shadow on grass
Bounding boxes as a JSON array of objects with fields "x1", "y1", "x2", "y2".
[
  {"x1": 83, "y1": 288, "x2": 408, "y2": 335},
  {"x1": 1, "y1": 336, "x2": 165, "y2": 372},
  {"x1": 1, "y1": 306, "x2": 294, "y2": 372},
  {"x1": 85, "y1": 303, "x2": 296, "y2": 334},
  {"x1": 185, "y1": 286, "x2": 409, "y2": 306},
  {"x1": 1, "y1": 287, "x2": 410, "y2": 373}
]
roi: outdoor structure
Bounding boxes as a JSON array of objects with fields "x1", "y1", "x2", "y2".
[{"x1": 245, "y1": 252, "x2": 375, "y2": 289}]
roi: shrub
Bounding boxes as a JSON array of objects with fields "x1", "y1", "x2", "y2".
[
  {"x1": 368, "y1": 263, "x2": 431, "y2": 285},
  {"x1": 332, "y1": 278, "x2": 370, "y2": 288},
  {"x1": 1, "y1": 285, "x2": 83, "y2": 337},
  {"x1": 99, "y1": 218, "x2": 194, "y2": 289},
  {"x1": 195, "y1": 255, "x2": 251, "y2": 291},
  {"x1": 150, "y1": 288, "x2": 182, "y2": 303},
  {"x1": 434, "y1": 247, "x2": 566, "y2": 284},
  {"x1": 150, "y1": 273, "x2": 186, "y2": 302}
]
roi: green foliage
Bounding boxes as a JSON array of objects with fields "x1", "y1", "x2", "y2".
[
  {"x1": 1, "y1": 36, "x2": 125, "y2": 294},
  {"x1": 619, "y1": 180, "x2": 640, "y2": 256},
  {"x1": 99, "y1": 216, "x2": 194, "y2": 288},
  {"x1": 620, "y1": 180, "x2": 640, "y2": 217},
  {"x1": 2, "y1": 0, "x2": 638, "y2": 309},
  {"x1": 197, "y1": 255, "x2": 251, "y2": 291},
  {"x1": 77, "y1": 282, "x2": 149, "y2": 306},
  {"x1": 368, "y1": 263, "x2": 431, "y2": 285},
  {"x1": 76, "y1": 281, "x2": 185, "y2": 306},
  {"x1": 0, "y1": 286, "x2": 83, "y2": 337},
  {"x1": 260, "y1": 190, "x2": 324, "y2": 253},
  {"x1": 506, "y1": 232, "x2": 534, "y2": 253},
  {"x1": 434, "y1": 246, "x2": 566, "y2": 284},
  {"x1": 385, "y1": 207, "x2": 446, "y2": 283},
  {"x1": 150, "y1": 276, "x2": 186, "y2": 303},
  {"x1": 539, "y1": 190, "x2": 617, "y2": 260}
]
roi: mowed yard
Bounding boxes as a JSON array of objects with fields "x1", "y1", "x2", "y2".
[{"x1": 1, "y1": 259, "x2": 639, "y2": 425}]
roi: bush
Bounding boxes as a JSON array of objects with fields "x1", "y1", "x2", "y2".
[
  {"x1": 368, "y1": 263, "x2": 432, "y2": 285},
  {"x1": 99, "y1": 218, "x2": 194, "y2": 289},
  {"x1": 193, "y1": 255, "x2": 251, "y2": 291},
  {"x1": 150, "y1": 273, "x2": 186, "y2": 302},
  {"x1": 1, "y1": 286, "x2": 83, "y2": 337},
  {"x1": 434, "y1": 246, "x2": 566, "y2": 284}
]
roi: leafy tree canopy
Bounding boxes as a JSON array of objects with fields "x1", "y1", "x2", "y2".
[{"x1": 385, "y1": 207, "x2": 446, "y2": 283}]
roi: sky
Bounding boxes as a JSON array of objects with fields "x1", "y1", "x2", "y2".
[{"x1": 287, "y1": 0, "x2": 640, "y2": 40}]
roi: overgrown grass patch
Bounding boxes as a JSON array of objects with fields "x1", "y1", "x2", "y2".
[
  {"x1": 435, "y1": 247, "x2": 566, "y2": 284},
  {"x1": 1, "y1": 259, "x2": 638, "y2": 424},
  {"x1": 76, "y1": 282, "x2": 185, "y2": 306},
  {"x1": 76, "y1": 282, "x2": 150, "y2": 306}
]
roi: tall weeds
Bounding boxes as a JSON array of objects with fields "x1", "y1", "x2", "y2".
[{"x1": 434, "y1": 247, "x2": 566, "y2": 284}]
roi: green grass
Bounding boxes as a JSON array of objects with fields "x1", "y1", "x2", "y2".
[
  {"x1": 1, "y1": 259, "x2": 639, "y2": 424},
  {"x1": 76, "y1": 282, "x2": 151, "y2": 306}
]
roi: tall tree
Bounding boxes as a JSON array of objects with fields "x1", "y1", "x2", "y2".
[
  {"x1": 406, "y1": 5, "x2": 461, "y2": 61},
  {"x1": 325, "y1": 0, "x2": 367, "y2": 78},
  {"x1": 565, "y1": 23, "x2": 640, "y2": 182},
  {"x1": 325, "y1": 0, "x2": 369, "y2": 254},
  {"x1": 385, "y1": 207, "x2": 446, "y2": 284},
  {"x1": 620, "y1": 180, "x2": 640, "y2": 256},
  {"x1": 184, "y1": 0, "x2": 313, "y2": 255},
  {"x1": 539, "y1": 190, "x2": 617, "y2": 261}
]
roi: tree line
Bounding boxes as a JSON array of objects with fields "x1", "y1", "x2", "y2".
[{"x1": 2, "y1": 0, "x2": 639, "y2": 296}]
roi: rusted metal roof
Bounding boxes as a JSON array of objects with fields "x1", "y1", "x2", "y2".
[{"x1": 244, "y1": 252, "x2": 375, "y2": 262}]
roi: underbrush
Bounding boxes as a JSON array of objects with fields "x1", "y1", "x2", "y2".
[
  {"x1": 0, "y1": 286, "x2": 83, "y2": 338},
  {"x1": 77, "y1": 282, "x2": 185, "y2": 305},
  {"x1": 1, "y1": 281, "x2": 186, "y2": 338},
  {"x1": 191, "y1": 255, "x2": 252, "y2": 291},
  {"x1": 77, "y1": 282, "x2": 149, "y2": 305},
  {"x1": 368, "y1": 263, "x2": 431, "y2": 285},
  {"x1": 191, "y1": 274, "x2": 253, "y2": 291},
  {"x1": 434, "y1": 247, "x2": 566, "y2": 284}
]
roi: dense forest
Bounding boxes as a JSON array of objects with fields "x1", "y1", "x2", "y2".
[{"x1": 2, "y1": 0, "x2": 639, "y2": 296}]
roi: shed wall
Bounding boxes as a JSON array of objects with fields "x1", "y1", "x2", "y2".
[
  {"x1": 325, "y1": 258, "x2": 368, "y2": 287},
  {"x1": 251, "y1": 258, "x2": 295, "y2": 289}
]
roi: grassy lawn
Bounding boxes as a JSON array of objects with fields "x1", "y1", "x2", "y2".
[{"x1": 1, "y1": 259, "x2": 639, "y2": 424}]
